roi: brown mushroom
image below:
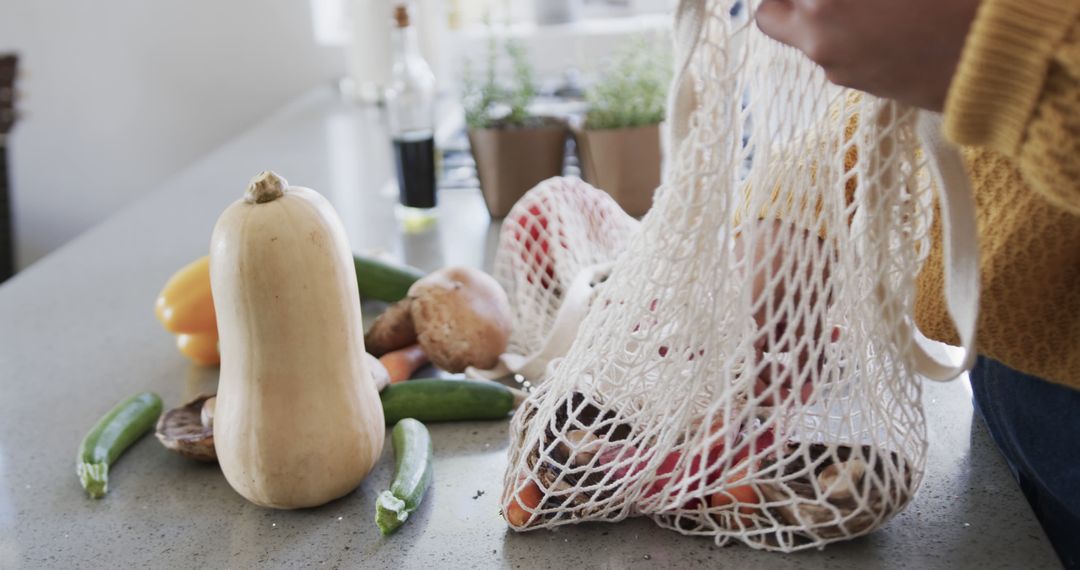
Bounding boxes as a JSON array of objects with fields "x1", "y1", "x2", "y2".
[
  {"x1": 817, "y1": 457, "x2": 866, "y2": 501},
  {"x1": 557, "y1": 429, "x2": 604, "y2": 466},
  {"x1": 757, "y1": 443, "x2": 912, "y2": 540},
  {"x1": 364, "y1": 298, "x2": 418, "y2": 356},
  {"x1": 155, "y1": 394, "x2": 217, "y2": 462},
  {"x1": 407, "y1": 266, "x2": 512, "y2": 373}
]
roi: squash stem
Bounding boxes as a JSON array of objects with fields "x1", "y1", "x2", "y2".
[{"x1": 246, "y1": 171, "x2": 287, "y2": 204}]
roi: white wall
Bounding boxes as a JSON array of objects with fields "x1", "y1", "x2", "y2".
[
  {"x1": 451, "y1": 14, "x2": 671, "y2": 81},
  {"x1": 0, "y1": 0, "x2": 345, "y2": 268}
]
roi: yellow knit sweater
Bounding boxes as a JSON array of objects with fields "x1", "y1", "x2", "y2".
[{"x1": 915, "y1": 0, "x2": 1080, "y2": 388}]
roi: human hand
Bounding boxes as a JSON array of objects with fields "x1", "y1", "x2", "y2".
[{"x1": 755, "y1": 0, "x2": 982, "y2": 111}]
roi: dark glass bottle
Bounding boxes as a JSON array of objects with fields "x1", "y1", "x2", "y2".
[{"x1": 385, "y1": 4, "x2": 438, "y2": 224}]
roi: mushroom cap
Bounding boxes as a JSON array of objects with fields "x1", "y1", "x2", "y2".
[
  {"x1": 757, "y1": 443, "x2": 910, "y2": 540},
  {"x1": 408, "y1": 266, "x2": 512, "y2": 373},
  {"x1": 155, "y1": 394, "x2": 217, "y2": 462}
]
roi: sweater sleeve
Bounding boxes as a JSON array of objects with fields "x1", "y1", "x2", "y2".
[{"x1": 943, "y1": 0, "x2": 1080, "y2": 215}]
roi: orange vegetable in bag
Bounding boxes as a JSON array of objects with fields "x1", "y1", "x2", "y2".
[
  {"x1": 709, "y1": 460, "x2": 762, "y2": 527},
  {"x1": 504, "y1": 480, "x2": 543, "y2": 527}
]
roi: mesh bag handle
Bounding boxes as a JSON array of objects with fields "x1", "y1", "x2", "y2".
[
  {"x1": 469, "y1": 260, "x2": 616, "y2": 381},
  {"x1": 664, "y1": 0, "x2": 709, "y2": 179},
  {"x1": 911, "y1": 113, "x2": 980, "y2": 381}
]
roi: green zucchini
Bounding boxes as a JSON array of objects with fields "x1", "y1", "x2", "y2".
[
  {"x1": 375, "y1": 419, "x2": 433, "y2": 535},
  {"x1": 77, "y1": 392, "x2": 163, "y2": 499},
  {"x1": 354, "y1": 254, "x2": 426, "y2": 303},
  {"x1": 380, "y1": 379, "x2": 516, "y2": 424}
]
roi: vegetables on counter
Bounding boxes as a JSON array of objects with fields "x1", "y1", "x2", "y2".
[
  {"x1": 157, "y1": 357, "x2": 388, "y2": 466},
  {"x1": 365, "y1": 266, "x2": 513, "y2": 373},
  {"x1": 379, "y1": 344, "x2": 429, "y2": 383},
  {"x1": 210, "y1": 171, "x2": 384, "y2": 509},
  {"x1": 155, "y1": 251, "x2": 509, "y2": 374},
  {"x1": 77, "y1": 392, "x2": 163, "y2": 499},
  {"x1": 155, "y1": 394, "x2": 216, "y2": 462},
  {"x1": 144, "y1": 172, "x2": 522, "y2": 518},
  {"x1": 154, "y1": 377, "x2": 523, "y2": 461},
  {"x1": 380, "y1": 379, "x2": 524, "y2": 425},
  {"x1": 155, "y1": 254, "x2": 424, "y2": 366},
  {"x1": 152, "y1": 378, "x2": 520, "y2": 462},
  {"x1": 375, "y1": 419, "x2": 434, "y2": 535}
]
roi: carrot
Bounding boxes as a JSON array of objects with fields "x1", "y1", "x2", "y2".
[
  {"x1": 504, "y1": 480, "x2": 543, "y2": 527},
  {"x1": 710, "y1": 483, "x2": 759, "y2": 508},
  {"x1": 710, "y1": 485, "x2": 762, "y2": 528},
  {"x1": 379, "y1": 344, "x2": 429, "y2": 383},
  {"x1": 709, "y1": 462, "x2": 762, "y2": 527}
]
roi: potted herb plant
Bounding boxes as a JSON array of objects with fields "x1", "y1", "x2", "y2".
[
  {"x1": 576, "y1": 41, "x2": 672, "y2": 217},
  {"x1": 463, "y1": 39, "x2": 568, "y2": 218}
]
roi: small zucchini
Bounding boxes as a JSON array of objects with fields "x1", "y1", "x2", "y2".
[
  {"x1": 354, "y1": 255, "x2": 426, "y2": 303},
  {"x1": 379, "y1": 379, "x2": 518, "y2": 425},
  {"x1": 375, "y1": 419, "x2": 433, "y2": 535},
  {"x1": 77, "y1": 392, "x2": 163, "y2": 499}
]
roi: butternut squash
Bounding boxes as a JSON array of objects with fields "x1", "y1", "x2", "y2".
[{"x1": 209, "y1": 171, "x2": 384, "y2": 509}]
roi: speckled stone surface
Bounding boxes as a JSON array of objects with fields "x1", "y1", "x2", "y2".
[{"x1": 0, "y1": 88, "x2": 1060, "y2": 569}]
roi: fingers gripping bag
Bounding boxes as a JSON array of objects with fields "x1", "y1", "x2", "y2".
[{"x1": 500, "y1": 0, "x2": 981, "y2": 552}]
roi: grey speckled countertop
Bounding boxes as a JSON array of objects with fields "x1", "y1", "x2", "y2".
[{"x1": 0, "y1": 88, "x2": 1059, "y2": 569}]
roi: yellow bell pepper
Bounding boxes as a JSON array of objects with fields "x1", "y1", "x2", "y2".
[
  {"x1": 156, "y1": 256, "x2": 220, "y2": 366},
  {"x1": 176, "y1": 331, "x2": 221, "y2": 366},
  {"x1": 155, "y1": 256, "x2": 217, "y2": 334}
]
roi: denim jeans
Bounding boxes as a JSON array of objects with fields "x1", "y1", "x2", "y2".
[{"x1": 970, "y1": 356, "x2": 1080, "y2": 568}]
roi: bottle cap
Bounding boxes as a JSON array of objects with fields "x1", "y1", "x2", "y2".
[{"x1": 393, "y1": 4, "x2": 410, "y2": 28}]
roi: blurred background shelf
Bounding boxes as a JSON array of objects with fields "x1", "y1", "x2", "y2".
[{"x1": 0, "y1": 0, "x2": 673, "y2": 274}]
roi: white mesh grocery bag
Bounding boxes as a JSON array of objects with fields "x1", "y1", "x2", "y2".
[
  {"x1": 469, "y1": 177, "x2": 640, "y2": 383},
  {"x1": 500, "y1": 0, "x2": 980, "y2": 552}
]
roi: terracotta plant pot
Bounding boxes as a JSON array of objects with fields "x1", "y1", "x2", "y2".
[
  {"x1": 575, "y1": 123, "x2": 662, "y2": 217},
  {"x1": 468, "y1": 124, "x2": 568, "y2": 218}
]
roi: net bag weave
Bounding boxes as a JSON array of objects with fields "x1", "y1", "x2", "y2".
[
  {"x1": 499, "y1": 0, "x2": 980, "y2": 552},
  {"x1": 469, "y1": 177, "x2": 640, "y2": 383}
]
